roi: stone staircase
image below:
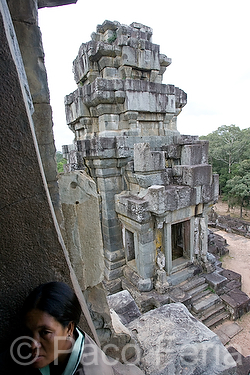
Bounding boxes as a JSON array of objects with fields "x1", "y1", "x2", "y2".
[
  {"x1": 107, "y1": 261, "x2": 250, "y2": 333},
  {"x1": 177, "y1": 276, "x2": 230, "y2": 329},
  {"x1": 120, "y1": 269, "x2": 231, "y2": 329}
]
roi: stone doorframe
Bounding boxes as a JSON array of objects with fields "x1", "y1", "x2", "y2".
[
  {"x1": 118, "y1": 211, "x2": 196, "y2": 280},
  {"x1": 118, "y1": 214, "x2": 155, "y2": 280},
  {"x1": 118, "y1": 204, "x2": 207, "y2": 280},
  {"x1": 164, "y1": 217, "x2": 195, "y2": 275}
]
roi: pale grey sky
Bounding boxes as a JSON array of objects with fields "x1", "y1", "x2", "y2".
[{"x1": 38, "y1": 0, "x2": 250, "y2": 150}]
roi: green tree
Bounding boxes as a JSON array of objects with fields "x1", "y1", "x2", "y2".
[
  {"x1": 240, "y1": 128, "x2": 250, "y2": 160},
  {"x1": 200, "y1": 125, "x2": 250, "y2": 192},
  {"x1": 201, "y1": 125, "x2": 244, "y2": 173},
  {"x1": 225, "y1": 173, "x2": 250, "y2": 218},
  {"x1": 56, "y1": 151, "x2": 67, "y2": 173},
  {"x1": 234, "y1": 159, "x2": 250, "y2": 176}
]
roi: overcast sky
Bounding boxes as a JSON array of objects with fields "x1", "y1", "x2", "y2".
[{"x1": 38, "y1": 0, "x2": 250, "y2": 151}]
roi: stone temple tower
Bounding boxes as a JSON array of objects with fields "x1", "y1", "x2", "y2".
[{"x1": 63, "y1": 20, "x2": 219, "y2": 292}]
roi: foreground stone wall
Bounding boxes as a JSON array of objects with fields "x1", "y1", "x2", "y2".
[
  {"x1": 0, "y1": 0, "x2": 78, "y2": 352},
  {"x1": 7, "y1": 0, "x2": 63, "y2": 226},
  {"x1": 0, "y1": 4, "x2": 142, "y2": 369}
]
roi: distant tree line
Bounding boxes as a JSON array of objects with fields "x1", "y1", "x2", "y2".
[{"x1": 200, "y1": 125, "x2": 250, "y2": 218}]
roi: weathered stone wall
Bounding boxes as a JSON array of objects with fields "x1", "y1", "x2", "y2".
[
  {"x1": 115, "y1": 140, "x2": 219, "y2": 282},
  {"x1": 65, "y1": 21, "x2": 186, "y2": 139},
  {"x1": 58, "y1": 170, "x2": 105, "y2": 289},
  {"x1": 0, "y1": 1, "x2": 74, "y2": 351},
  {"x1": 7, "y1": 0, "x2": 63, "y2": 226}
]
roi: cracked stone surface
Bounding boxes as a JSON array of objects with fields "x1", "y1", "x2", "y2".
[{"x1": 126, "y1": 302, "x2": 236, "y2": 374}]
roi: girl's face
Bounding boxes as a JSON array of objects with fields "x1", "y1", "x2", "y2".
[{"x1": 25, "y1": 309, "x2": 73, "y2": 369}]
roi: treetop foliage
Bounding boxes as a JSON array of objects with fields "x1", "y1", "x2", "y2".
[
  {"x1": 200, "y1": 125, "x2": 250, "y2": 216},
  {"x1": 200, "y1": 125, "x2": 250, "y2": 173}
]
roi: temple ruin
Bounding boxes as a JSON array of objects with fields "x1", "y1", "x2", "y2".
[
  {"x1": 1, "y1": 1, "x2": 250, "y2": 370},
  {"x1": 63, "y1": 20, "x2": 219, "y2": 293}
]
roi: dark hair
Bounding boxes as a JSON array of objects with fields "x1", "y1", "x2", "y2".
[{"x1": 22, "y1": 282, "x2": 81, "y2": 330}]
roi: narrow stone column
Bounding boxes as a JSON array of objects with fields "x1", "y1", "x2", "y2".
[
  {"x1": 164, "y1": 223, "x2": 172, "y2": 275},
  {"x1": 89, "y1": 158, "x2": 126, "y2": 280}
]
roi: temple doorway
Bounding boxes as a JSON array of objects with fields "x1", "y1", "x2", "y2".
[
  {"x1": 124, "y1": 228, "x2": 135, "y2": 262},
  {"x1": 171, "y1": 220, "x2": 190, "y2": 269}
]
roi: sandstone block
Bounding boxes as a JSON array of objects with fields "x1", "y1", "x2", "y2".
[
  {"x1": 164, "y1": 186, "x2": 194, "y2": 212},
  {"x1": 126, "y1": 303, "x2": 236, "y2": 375},
  {"x1": 164, "y1": 186, "x2": 178, "y2": 211},
  {"x1": 147, "y1": 185, "x2": 166, "y2": 215},
  {"x1": 105, "y1": 249, "x2": 125, "y2": 262},
  {"x1": 181, "y1": 142, "x2": 209, "y2": 165},
  {"x1": 104, "y1": 266, "x2": 124, "y2": 280},
  {"x1": 65, "y1": 90, "x2": 90, "y2": 124},
  {"x1": 102, "y1": 67, "x2": 119, "y2": 79},
  {"x1": 133, "y1": 172, "x2": 170, "y2": 189},
  {"x1": 138, "y1": 229, "x2": 154, "y2": 244},
  {"x1": 77, "y1": 137, "x2": 117, "y2": 158},
  {"x1": 107, "y1": 290, "x2": 141, "y2": 325},
  {"x1": 173, "y1": 165, "x2": 212, "y2": 187},
  {"x1": 58, "y1": 171, "x2": 104, "y2": 289},
  {"x1": 103, "y1": 234, "x2": 124, "y2": 253},
  {"x1": 115, "y1": 194, "x2": 150, "y2": 223},
  {"x1": 102, "y1": 223, "x2": 123, "y2": 239},
  {"x1": 138, "y1": 278, "x2": 153, "y2": 292},
  {"x1": 104, "y1": 258, "x2": 125, "y2": 270},
  {"x1": 98, "y1": 114, "x2": 119, "y2": 132},
  {"x1": 221, "y1": 290, "x2": 250, "y2": 320},
  {"x1": 93, "y1": 158, "x2": 117, "y2": 168},
  {"x1": 8, "y1": 0, "x2": 38, "y2": 24},
  {"x1": 134, "y1": 143, "x2": 165, "y2": 172},
  {"x1": 125, "y1": 91, "x2": 172, "y2": 113},
  {"x1": 202, "y1": 184, "x2": 214, "y2": 203},
  {"x1": 137, "y1": 245, "x2": 155, "y2": 279},
  {"x1": 159, "y1": 53, "x2": 172, "y2": 67},
  {"x1": 213, "y1": 173, "x2": 219, "y2": 201},
  {"x1": 98, "y1": 56, "x2": 116, "y2": 70},
  {"x1": 204, "y1": 272, "x2": 228, "y2": 292},
  {"x1": 13, "y1": 21, "x2": 49, "y2": 103},
  {"x1": 164, "y1": 143, "x2": 181, "y2": 159}
]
